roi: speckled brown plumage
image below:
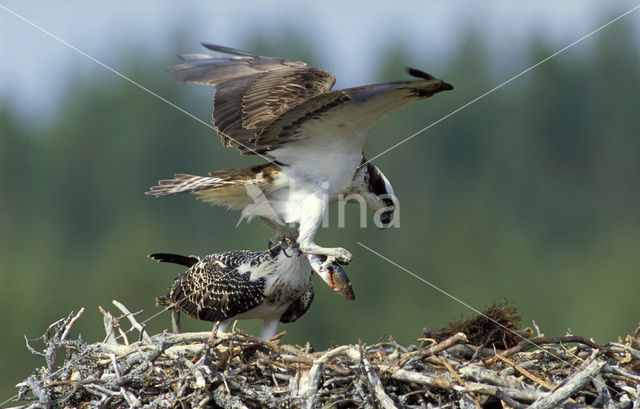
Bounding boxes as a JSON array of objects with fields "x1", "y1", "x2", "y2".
[
  {"x1": 155, "y1": 253, "x2": 266, "y2": 322},
  {"x1": 279, "y1": 288, "x2": 314, "y2": 323},
  {"x1": 170, "y1": 43, "x2": 336, "y2": 154}
]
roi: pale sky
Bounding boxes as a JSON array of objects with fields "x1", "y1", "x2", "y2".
[{"x1": 1, "y1": 1, "x2": 639, "y2": 123}]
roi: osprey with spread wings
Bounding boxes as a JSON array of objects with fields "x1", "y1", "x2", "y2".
[{"x1": 147, "y1": 44, "x2": 453, "y2": 263}]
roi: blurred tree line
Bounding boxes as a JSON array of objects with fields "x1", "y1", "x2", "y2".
[{"x1": 1, "y1": 24, "x2": 639, "y2": 399}]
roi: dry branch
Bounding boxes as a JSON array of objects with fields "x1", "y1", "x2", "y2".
[{"x1": 529, "y1": 351, "x2": 605, "y2": 409}]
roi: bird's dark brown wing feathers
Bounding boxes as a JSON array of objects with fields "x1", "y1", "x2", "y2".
[
  {"x1": 258, "y1": 74, "x2": 453, "y2": 167},
  {"x1": 172, "y1": 44, "x2": 453, "y2": 160},
  {"x1": 160, "y1": 252, "x2": 267, "y2": 322},
  {"x1": 259, "y1": 75, "x2": 453, "y2": 146},
  {"x1": 279, "y1": 288, "x2": 314, "y2": 323},
  {"x1": 170, "y1": 43, "x2": 336, "y2": 154}
]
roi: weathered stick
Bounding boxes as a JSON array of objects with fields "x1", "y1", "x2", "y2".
[
  {"x1": 99, "y1": 306, "x2": 118, "y2": 344},
  {"x1": 460, "y1": 364, "x2": 527, "y2": 390},
  {"x1": 294, "y1": 345, "x2": 353, "y2": 409},
  {"x1": 112, "y1": 300, "x2": 152, "y2": 343},
  {"x1": 348, "y1": 347, "x2": 398, "y2": 409},
  {"x1": 455, "y1": 382, "x2": 545, "y2": 403},
  {"x1": 437, "y1": 355, "x2": 481, "y2": 409},
  {"x1": 486, "y1": 335, "x2": 606, "y2": 364},
  {"x1": 182, "y1": 357, "x2": 207, "y2": 389},
  {"x1": 390, "y1": 368, "x2": 454, "y2": 390},
  {"x1": 493, "y1": 354, "x2": 555, "y2": 391},
  {"x1": 210, "y1": 384, "x2": 249, "y2": 409},
  {"x1": 590, "y1": 373, "x2": 614, "y2": 409},
  {"x1": 425, "y1": 332, "x2": 469, "y2": 355},
  {"x1": 495, "y1": 389, "x2": 527, "y2": 409},
  {"x1": 393, "y1": 332, "x2": 468, "y2": 369},
  {"x1": 60, "y1": 308, "x2": 84, "y2": 341},
  {"x1": 390, "y1": 368, "x2": 546, "y2": 402},
  {"x1": 528, "y1": 357, "x2": 605, "y2": 409},
  {"x1": 601, "y1": 363, "x2": 640, "y2": 383}
]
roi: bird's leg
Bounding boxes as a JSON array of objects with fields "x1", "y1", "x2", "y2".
[
  {"x1": 171, "y1": 310, "x2": 181, "y2": 334},
  {"x1": 299, "y1": 241, "x2": 353, "y2": 264},
  {"x1": 209, "y1": 319, "x2": 233, "y2": 343},
  {"x1": 261, "y1": 318, "x2": 281, "y2": 340},
  {"x1": 297, "y1": 195, "x2": 353, "y2": 263},
  {"x1": 261, "y1": 216, "x2": 298, "y2": 248},
  {"x1": 217, "y1": 319, "x2": 233, "y2": 334}
]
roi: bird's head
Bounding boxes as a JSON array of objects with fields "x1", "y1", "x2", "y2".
[
  {"x1": 348, "y1": 161, "x2": 398, "y2": 229},
  {"x1": 269, "y1": 236, "x2": 302, "y2": 258}
]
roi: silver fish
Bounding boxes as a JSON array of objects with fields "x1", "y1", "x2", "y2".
[{"x1": 305, "y1": 254, "x2": 355, "y2": 300}]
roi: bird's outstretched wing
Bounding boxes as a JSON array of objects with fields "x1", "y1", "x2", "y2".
[
  {"x1": 170, "y1": 43, "x2": 336, "y2": 153},
  {"x1": 261, "y1": 70, "x2": 453, "y2": 170},
  {"x1": 172, "y1": 43, "x2": 453, "y2": 168}
]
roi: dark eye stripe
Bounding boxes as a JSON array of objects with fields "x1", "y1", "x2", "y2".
[{"x1": 366, "y1": 163, "x2": 387, "y2": 196}]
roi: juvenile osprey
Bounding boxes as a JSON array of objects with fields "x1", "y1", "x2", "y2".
[
  {"x1": 152, "y1": 240, "x2": 353, "y2": 339},
  {"x1": 148, "y1": 44, "x2": 453, "y2": 263}
]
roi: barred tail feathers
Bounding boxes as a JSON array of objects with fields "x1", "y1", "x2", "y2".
[
  {"x1": 149, "y1": 253, "x2": 199, "y2": 267},
  {"x1": 155, "y1": 295, "x2": 173, "y2": 308},
  {"x1": 146, "y1": 173, "x2": 250, "y2": 209},
  {"x1": 146, "y1": 164, "x2": 278, "y2": 210},
  {"x1": 147, "y1": 173, "x2": 219, "y2": 197}
]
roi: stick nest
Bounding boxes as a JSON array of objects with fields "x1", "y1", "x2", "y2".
[{"x1": 8, "y1": 301, "x2": 640, "y2": 409}]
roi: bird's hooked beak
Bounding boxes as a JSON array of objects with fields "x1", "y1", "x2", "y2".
[
  {"x1": 282, "y1": 242, "x2": 292, "y2": 258},
  {"x1": 379, "y1": 210, "x2": 393, "y2": 229}
]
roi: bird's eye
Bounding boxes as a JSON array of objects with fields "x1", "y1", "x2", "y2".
[{"x1": 380, "y1": 211, "x2": 393, "y2": 226}]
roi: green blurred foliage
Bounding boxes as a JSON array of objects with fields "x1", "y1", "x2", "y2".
[{"x1": 1, "y1": 24, "x2": 639, "y2": 400}]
